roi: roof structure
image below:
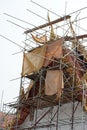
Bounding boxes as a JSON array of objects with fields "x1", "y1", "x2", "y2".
[{"x1": 0, "y1": 111, "x2": 14, "y2": 129}]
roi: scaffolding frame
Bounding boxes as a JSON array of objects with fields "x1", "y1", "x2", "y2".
[{"x1": 3, "y1": 7, "x2": 87, "y2": 130}]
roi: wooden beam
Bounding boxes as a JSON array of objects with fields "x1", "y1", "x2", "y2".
[
  {"x1": 24, "y1": 15, "x2": 71, "y2": 34},
  {"x1": 64, "y1": 34, "x2": 87, "y2": 41}
]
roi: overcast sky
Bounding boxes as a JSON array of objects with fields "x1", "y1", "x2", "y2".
[{"x1": 0, "y1": 0, "x2": 87, "y2": 110}]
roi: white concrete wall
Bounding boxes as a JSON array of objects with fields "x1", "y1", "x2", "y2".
[{"x1": 19, "y1": 102, "x2": 87, "y2": 130}]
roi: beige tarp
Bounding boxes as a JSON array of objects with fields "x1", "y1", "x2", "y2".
[
  {"x1": 45, "y1": 70, "x2": 64, "y2": 98},
  {"x1": 44, "y1": 38, "x2": 63, "y2": 67},
  {"x1": 22, "y1": 45, "x2": 46, "y2": 76}
]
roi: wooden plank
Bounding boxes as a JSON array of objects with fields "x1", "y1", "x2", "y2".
[
  {"x1": 24, "y1": 15, "x2": 71, "y2": 34},
  {"x1": 64, "y1": 34, "x2": 87, "y2": 41}
]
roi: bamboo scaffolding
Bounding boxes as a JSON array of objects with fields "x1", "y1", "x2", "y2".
[{"x1": 24, "y1": 15, "x2": 71, "y2": 34}]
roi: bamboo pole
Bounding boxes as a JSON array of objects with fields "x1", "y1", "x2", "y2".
[{"x1": 24, "y1": 15, "x2": 71, "y2": 34}]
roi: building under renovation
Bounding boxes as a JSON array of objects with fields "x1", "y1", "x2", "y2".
[{"x1": 2, "y1": 4, "x2": 87, "y2": 130}]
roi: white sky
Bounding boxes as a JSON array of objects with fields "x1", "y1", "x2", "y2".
[{"x1": 0, "y1": 0, "x2": 87, "y2": 110}]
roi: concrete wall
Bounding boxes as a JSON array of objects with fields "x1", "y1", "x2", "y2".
[{"x1": 19, "y1": 102, "x2": 87, "y2": 130}]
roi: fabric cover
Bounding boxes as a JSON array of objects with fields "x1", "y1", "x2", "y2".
[
  {"x1": 45, "y1": 70, "x2": 64, "y2": 98},
  {"x1": 22, "y1": 45, "x2": 46, "y2": 76},
  {"x1": 44, "y1": 38, "x2": 63, "y2": 67}
]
